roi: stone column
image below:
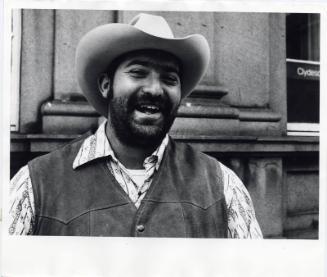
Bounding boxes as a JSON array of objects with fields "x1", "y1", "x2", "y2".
[
  {"x1": 20, "y1": 10, "x2": 55, "y2": 133},
  {"x1": 246, "y1": 158, "x2": 283, "y2": 237},
  {"x1": 41, "y1": 10, "x2": 116, "y2": 133},
  {"x1": 212, "y1": 13, "x2": 271, "y2": 107},
  {"x1": 229, "y1": 158, "x2": 245, "y2": 181},
  {"x1": 54, "y1": 10, "x2": 116, "y2": 99}
]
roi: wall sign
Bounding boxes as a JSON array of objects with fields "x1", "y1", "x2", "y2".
[{"x1": 287, "y1": 59, "x2": 320, "y2": 81}]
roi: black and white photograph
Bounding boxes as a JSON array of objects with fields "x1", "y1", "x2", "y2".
[{"x1": 1, "y1": 2, "x2": 326, "y2": 276}]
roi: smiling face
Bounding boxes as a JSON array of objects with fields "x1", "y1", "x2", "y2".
[{"x1": 104, "y1": 49, "x2": 182, "y2": 148}]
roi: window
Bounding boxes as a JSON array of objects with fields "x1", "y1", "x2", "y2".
[{"x1": 286, "y1": 14, "x2": 320, "y2": 136}]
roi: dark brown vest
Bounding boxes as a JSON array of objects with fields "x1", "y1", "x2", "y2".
[{"x1": 28, "y1": 137, "x2": 228, "y2": 237}]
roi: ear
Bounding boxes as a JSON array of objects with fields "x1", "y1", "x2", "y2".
[{"x1": 98, "y1": 73, "x2": 111, "y2": 99}]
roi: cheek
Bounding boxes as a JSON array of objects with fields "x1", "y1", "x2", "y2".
[
  {"x1": 168, "y1": 88, "x2": 182, "y2": 109},
  {"x1": 112, "y1": 75, "x2": 137, "y2": 98}
]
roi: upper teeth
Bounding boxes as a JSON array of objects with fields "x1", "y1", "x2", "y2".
[{"x1": 141, "y1": 105, "x2": 159, "y2": 111}]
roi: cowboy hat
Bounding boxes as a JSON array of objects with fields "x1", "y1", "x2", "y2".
[{"x1": 76, "y1": 13, "x2": 210, "y2": 117}]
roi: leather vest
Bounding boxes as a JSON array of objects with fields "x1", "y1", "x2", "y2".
[{"x1": 28, "y1": 137, "x2": 228, "y2": 237}]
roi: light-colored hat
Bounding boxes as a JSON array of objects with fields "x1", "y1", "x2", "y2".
[{"x1": 76, "y1": 13, "x2": 210, "y2": 117}]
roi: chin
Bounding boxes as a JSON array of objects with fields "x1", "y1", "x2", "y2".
[{"x1": 128, "y1": 124, "x2": 167, "y2": 148}]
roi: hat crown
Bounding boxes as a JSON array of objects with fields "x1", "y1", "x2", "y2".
[{"x1": 129, "y1": 13, "x2": 174, "y2": 39}]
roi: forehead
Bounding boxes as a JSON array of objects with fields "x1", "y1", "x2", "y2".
[{"x1": 116, "y1": 49, "x2": 181, "y2": 73}]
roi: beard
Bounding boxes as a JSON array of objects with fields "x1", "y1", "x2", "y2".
[{"x1": 108, "y1": 91, "x2": 178, "y2": 149}]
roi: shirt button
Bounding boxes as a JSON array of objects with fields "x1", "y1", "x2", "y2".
[{"x1": 136, "y1": 224, "x2": 145, "y2": 232}]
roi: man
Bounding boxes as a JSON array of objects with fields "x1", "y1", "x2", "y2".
[{"x1": 9, "y1": 13, "x2": 262, "y2": 238}]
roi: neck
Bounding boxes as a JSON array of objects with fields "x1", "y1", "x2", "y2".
[{"x1": 105, "y1": 122, "x2": 158, "y2": 169}]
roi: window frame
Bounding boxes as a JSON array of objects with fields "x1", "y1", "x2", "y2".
[
  {"x1": 286, "y1": 58, "x2": 320, "y2": 137},
  {"x1": 10, "y1": 9, "x2": 22, "y2": 132}
]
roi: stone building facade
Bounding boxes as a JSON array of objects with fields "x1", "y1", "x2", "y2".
[{"x1": 10, "y1": 10, "x2": 319, "y2": 238}]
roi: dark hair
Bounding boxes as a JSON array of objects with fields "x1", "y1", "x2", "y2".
[{"x1": 103, "y1": 54, "x2": 126, "y2": 100}]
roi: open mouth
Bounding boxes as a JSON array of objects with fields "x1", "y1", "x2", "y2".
[{"x1": 136, "y1": 103, "x2": 161, "y2": 115}]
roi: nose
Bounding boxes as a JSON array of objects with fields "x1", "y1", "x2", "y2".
[{"x1": 141, "y1": 72, "x2": 164, "y2": 96}]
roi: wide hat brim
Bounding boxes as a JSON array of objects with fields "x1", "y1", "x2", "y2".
[{"x1": 76, "y1": 23, "x2": 210, "y2": 117}]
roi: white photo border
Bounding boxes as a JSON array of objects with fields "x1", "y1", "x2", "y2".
[{"x1": 1, "y1": 1, "x2": 326, "y2": 277}]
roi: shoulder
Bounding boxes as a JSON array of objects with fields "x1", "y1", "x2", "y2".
[
  {"x1": 219, "y1": 162, "x2": 253, "y2": 207},
  {"x1": 9, "y1": 165, "x2": 31, "y2": 197},
  {"x1": 10, "y1": 165, "x2": 31, "y2": 193},
  {"x1": 171, "y1": 139, "x2": 220, "y2": 165},
  {"x1": 216, "y1": 164, "x2": 263, "y2": 238},
  {"x1": 170, "y1": 139, "x2": 252, "y2": 198},
  {"x1": 28, "y1": 132, "x2": 91, "y2": 169},
  {"x1": 169, "y1": 139, "x2": 228, "y2": 186}
]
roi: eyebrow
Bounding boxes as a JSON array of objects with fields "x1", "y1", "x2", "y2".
[{"x1": 125, "y1": 60, "x2": 180, "y2": 74}]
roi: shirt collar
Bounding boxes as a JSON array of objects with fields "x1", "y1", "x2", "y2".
[{"x1": 73, "y1": 121, "x2": 169, "y2": 170}]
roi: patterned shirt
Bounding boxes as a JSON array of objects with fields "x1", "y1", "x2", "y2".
[{"x1": 9, "y1": 122, "x2": 263, "y2": 238}]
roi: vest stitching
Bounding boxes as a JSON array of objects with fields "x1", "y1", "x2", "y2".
[
  {"x1": 36, "y1": 203, "x2": 132, "y2": 225},
  {"x1": 142, "y1": 199, "x2": 224, "y2": 210}
]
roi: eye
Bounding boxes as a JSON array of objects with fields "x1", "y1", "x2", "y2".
[
  {"x1": 127, "y1": 68, "x2": 148, "y2": 78},
  {"x1": 162, "y1": 74, "x2": 180, "y2": 86}
]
